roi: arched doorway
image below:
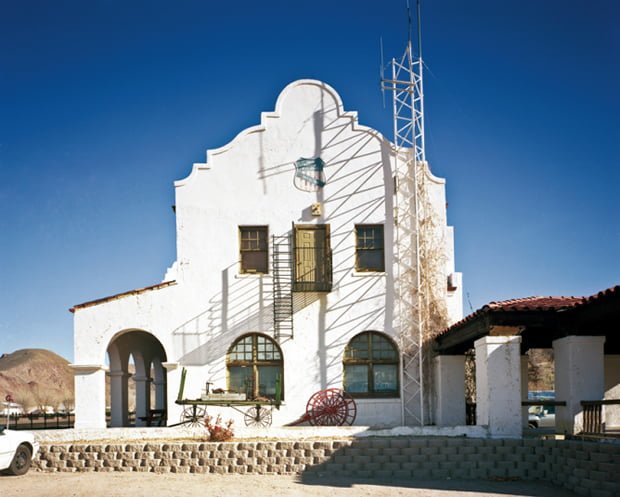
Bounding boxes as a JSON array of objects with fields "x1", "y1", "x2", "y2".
[{"x1": 106, "y1": 330, "x2": 167, "y2": 427}]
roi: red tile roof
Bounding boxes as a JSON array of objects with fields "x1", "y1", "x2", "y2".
[
  {"x1": 483, "y1": 295, "x2": 583, "y2": 312},
  {"x1": 440, "y1": 285, "x2": 620, "y2": 337}
]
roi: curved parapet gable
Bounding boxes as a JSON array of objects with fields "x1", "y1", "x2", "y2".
[
  {"x1": 174, "y1": 79, "x2": 393, "y2": 188},
  {"x1": 421, "y1": 161, "x2": 447, "y2": 185}
]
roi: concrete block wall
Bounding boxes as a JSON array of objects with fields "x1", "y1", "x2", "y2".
[{"x1": 34, "y1": 438, "x2": 620, "y2": 497}]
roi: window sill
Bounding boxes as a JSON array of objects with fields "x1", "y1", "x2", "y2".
[
  {"x1": 235, "y1": 273, "x2": 271, "y2": 279},
  {"x1": 351, "y1": 271, "x2": 386, "y2": 277}
]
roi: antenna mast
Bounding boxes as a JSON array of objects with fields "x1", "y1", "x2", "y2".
[{"x1": 381, "y1": 0, "x2": 426, "y2": 426}]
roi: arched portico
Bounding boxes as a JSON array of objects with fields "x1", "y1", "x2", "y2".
[{"x1": 107, "y1": 330, "x2": 168, "y2": 427}]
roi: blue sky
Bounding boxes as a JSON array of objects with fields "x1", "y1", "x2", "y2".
[{"x1": 1, "y1": 0, "x2": 618, "y2": 361}]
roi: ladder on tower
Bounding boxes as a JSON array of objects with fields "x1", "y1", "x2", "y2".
[
  {"x1": 272, "y1": 234, "x2": 294, "y2": 341},
  {"x1": 381, "y1": 0, "x2": 427, "y2": 426}
]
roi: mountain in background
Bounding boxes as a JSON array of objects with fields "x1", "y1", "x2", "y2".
[
  {"x1": 0, "y1": 348, "x2": 140, "y2": 412},
  {"x1": 528, "y1": 348, "x2": 555, "y2": 391},
  {"x1": 0, "y1": 349, "x2": 74, "y2": 411}
]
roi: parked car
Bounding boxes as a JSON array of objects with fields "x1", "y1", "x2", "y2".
[
  {"x1": 528, "y1": 406, "x2": 556, "y2": 429},
  {"x1": 0, "y1": 425, "x2": 39, "y2": 475}
]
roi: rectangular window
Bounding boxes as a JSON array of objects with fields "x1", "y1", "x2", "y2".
[
  {"x1": 355, "y1": 224, "x2": 385, "y2": 272},
  {"x1": 239, "y1": 226, "x2": 268, "y2": 274}
]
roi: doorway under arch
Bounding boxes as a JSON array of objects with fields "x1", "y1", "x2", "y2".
[{"x1": 106, "y1": 330, "x2": 168, "y2": 427}]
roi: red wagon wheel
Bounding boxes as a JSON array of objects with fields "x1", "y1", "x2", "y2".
[{"x1": 305, "y1": 388, "x2": 357, "y2": 426}]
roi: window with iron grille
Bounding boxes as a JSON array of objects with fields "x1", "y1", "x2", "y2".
[
  {"x1": 355, "y1": 224, "x2": 385, "y2": 272},
  {"x1": 343, "y1": 331, "x2": 399, "y2": 397},
  {"x1": 227, "y1": 333, "x2": 283, "y2": 400},
  {"x1": 239, "y1": 226, "x2": 268, "y2": 274}
]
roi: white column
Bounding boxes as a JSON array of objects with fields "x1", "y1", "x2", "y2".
[
  {"x1": 109, "y1": 370, "x2": 129, "y2": 427},
  {"x1": 521, "y1": 356, "x2": 529, "y2": 428},
  {"x1": 71, "y1": 365, "x2": 107, "y2": 429},
  {"x1": 134, "y1": 375, "x2": 151, "y2": 427},
  {"x1": 163, "y1": 363, "x2": 182, "y2": 426},
  {"x1": 553, "y1": 335, "x2": 605, "y2": 435},
  {"x1": 475, "y1": 336, "x2": 522, "y2": 438},
  {"x1": 433, "y1": 355, "x2": 466, "y2": 426}
]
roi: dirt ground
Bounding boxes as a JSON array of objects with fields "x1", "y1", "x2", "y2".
[{"x1": 0, "y1": 472, "x2": 579, "y2": 497}]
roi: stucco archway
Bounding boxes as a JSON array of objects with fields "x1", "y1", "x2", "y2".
[{"x1": 106, "y1": 330, "x2": 168, "y2": 427}]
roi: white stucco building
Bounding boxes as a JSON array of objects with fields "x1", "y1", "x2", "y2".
[{"x1": 71, "y1": 80, "x2": 462, "y2": 429}]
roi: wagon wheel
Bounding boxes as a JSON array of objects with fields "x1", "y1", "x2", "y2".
[
  {"x1": 181, "y1": 405, "x2": 206, "y2": 427},
  {"x1": 244, "y1": 406, "x2": 273, "y2": 427},
  {"x1": 306, "y1": 388, "x2": 357, "y2": 426}
]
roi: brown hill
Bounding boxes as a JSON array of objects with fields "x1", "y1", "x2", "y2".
[
  {"x1": 0, "y1": 349, "x2": 74, "y2": 412},
  {"x1": 528, "y1": 348, "x2": 555, "y2": 391}
]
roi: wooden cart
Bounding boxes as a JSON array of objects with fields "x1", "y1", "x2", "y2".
[
  {"x1": 173, "y1": 368, "x2": 357, "y2": 428},
  {"x1": 173, "y1": 368, "x2": 281, "y2": 427}
]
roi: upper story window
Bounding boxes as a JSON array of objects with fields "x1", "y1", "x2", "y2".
[
  {"x1": 239, "y1": 226, "x2": 268, "y2": 274},
  {"x1": 355, "y1": 224, "x2": 385, "y2": 272},
  {"x1": 343, "y1": 331, "x2": 399, "y2": 398}
]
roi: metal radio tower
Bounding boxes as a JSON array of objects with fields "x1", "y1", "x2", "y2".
[{"x1": 381, "y1": 0, "x2": 426, "y2": 426}]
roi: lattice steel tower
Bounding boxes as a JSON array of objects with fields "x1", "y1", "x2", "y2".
[{"x1": 381, "y1": 0, "x2": 426, "y2": 426}]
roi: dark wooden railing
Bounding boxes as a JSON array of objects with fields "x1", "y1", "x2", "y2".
[
  {"x1": 581, "y1": 399, "x2": 620, "y2": 434},
  {"x1": 464, "y1": 398, "x2": 620, "y2": 437},
  {"x1": 522, "y1": 400, "x2": 566, "y2": 408}
]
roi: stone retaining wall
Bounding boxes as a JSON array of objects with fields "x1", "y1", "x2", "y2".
[{"x1": 35, "y1": 438, "x2": 620, "y2": 497}]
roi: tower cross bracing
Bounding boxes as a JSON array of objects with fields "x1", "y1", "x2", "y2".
[{"x1": 382, "y1": 37, "x2": 426, "y2": 426}]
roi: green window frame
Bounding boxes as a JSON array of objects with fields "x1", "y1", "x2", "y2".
[
  {"x1": 355, "y1": 224, "x2": 385, "y2": 272},
  {"x1": 343, "y1": 331, "x2": 399, "y2": 398},
  {"x1": 227, "y1": 333, "x2": 283, "y2": 400},
  {"x1": 239, "y1": 226, "x2": 269, "y2": 274}
]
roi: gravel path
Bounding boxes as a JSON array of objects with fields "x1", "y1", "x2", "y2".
[{"x1": 0, "y1": 472, "x2": 578, "y2": 497}]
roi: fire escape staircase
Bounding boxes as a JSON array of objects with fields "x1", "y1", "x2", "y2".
[{"x1": 272, "y1": 234, "x2": 294, "y2": 341}]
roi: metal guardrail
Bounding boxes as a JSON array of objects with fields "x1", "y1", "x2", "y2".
[
  {"x1": 3, "y1": 412, "x2": 74, "y2": 430},
  {"x1": 4, "y1": 411, "x2": 141, "y2": 430}
]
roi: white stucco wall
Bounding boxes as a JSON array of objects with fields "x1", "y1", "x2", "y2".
[{"x1": 72, "y1": 79, "x2": 461, "y2": 428}]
